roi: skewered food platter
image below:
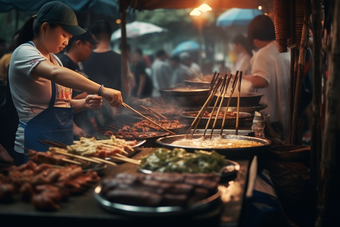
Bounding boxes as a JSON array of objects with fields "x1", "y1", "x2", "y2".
[
  {"x1": 0, "y1": 161, "x2": 100, "y2": 211},
  {"x1": 138, "y1": 148, "x2": 240, "y2": 178},
  {"x1": 94, "y1": 172, "x2": 221, "y2": 217},
  {"x1": 40, "y1": 136, "x2": 144, "y2": 166},
  {"x1": 27, "y1": 149, "x2": 107, "y2": 173}
]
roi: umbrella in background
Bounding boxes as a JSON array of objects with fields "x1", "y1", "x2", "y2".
[
  {"x1": 171, "y1": 41, "x2": 205, "y2": 56},
  {"x1": 216, "y1": 8, "x2": 262, "y2": 27},
  {"x1": 111, "y1": 21, "x2": 167, "y2": 41}
]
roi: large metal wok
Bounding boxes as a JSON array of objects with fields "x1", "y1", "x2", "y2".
[
  {"x1": 156, "y1": 134, "x2": 271, "y2": 160},
  {"x1": 180, "y1": 111, "x2": 253, "y2": 128},
  {"x1": 184, "y1": 80, "x2": 211, "y2": 89},
  {"x1": 159, "y1": 87, "x2": 210, "y2": 107},
  {"x1": 210, "y1": 92, "x2": 263, "y2": 107}
]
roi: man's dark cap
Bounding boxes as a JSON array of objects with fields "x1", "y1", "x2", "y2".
[
  {"x1": 37, "y1": 1, "x2": 85, "y2": 36},
  {"x1": 70, "y1": 31, "x2": 98, "y2": 45}
]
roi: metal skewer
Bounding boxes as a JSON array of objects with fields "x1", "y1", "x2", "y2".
[
  {"x1": 220, "y1": 71, "x2": 239, "y2": 135},
  {"x1": 235, "y1": 71, "x2": 243, "y2": 135},
  {"x1": 210, "y1": 74, "x2": 232, "y2": 139},
  {"x1": 122, "y1": 102, "x2": 176, "y2": 135}
]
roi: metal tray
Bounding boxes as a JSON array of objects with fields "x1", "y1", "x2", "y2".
[
  {"x1": 82, "y1": 163, "x2": 107, "y2": 175},
  {"x1": 222, "y1": 103, "x2": 268, "y2": 114},
  {"x1": 132, "y1": 140, "x2": 147, "y2": 148},
  {"x1": 138, "y1": 159, "x2": 240, "y2": 179},
  {"x1": 93, "y1": 186, "x2": 221, "y2": 217},
  {"x1": 156, "y1": 134, "x2": 271, "y2": 160}
]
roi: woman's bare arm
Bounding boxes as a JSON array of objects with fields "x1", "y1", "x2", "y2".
[{"x1": 32, "y1": 60, "x2": 122, "y2": 106}]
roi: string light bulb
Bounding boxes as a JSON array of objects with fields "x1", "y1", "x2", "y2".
[
  {"x1": 198, "y1": 3, "x2": 212, "y2": 12},
  {"x1": 116, "y1": 19, "x2": 121, "y2": 24},
  {"x1": 190, "y1": 8, "x2": 201, "y2": 16},
  {"x1": 258, "y1": 5, "x2": 262, "y2": 10}
]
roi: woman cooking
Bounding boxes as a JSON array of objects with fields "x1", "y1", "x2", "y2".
[{"x1": 8, "y1": 1, "x2": 123, "y2": 165}]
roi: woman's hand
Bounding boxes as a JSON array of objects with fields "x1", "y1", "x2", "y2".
[
  {"x1": 73, "y1": 123, "x2": 87, "y2": 138},
  {"x1": 85, "y1": 95, "x2": 102, "y2": 110},
  {"x1": 101, "y1": 87, "x2": 123, "y2": 107}
]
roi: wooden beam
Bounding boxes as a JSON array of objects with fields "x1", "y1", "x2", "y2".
[
  {"x1": 119, "y1": 0, "x2": 129, "y2": 98},
  {"x1": 316, "y1": 0, "x2": 340, "y2": 226},
  {"x1": 309, "y1": 0, "x2": 322, "y2": 218},
  {"x1": 291, "y1": 4, "x2": 311, "y2": 144}
]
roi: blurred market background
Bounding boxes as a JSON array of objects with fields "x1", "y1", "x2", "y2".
[{"x1": 0, "y1": 0, "x2": 272, "y2": 74}]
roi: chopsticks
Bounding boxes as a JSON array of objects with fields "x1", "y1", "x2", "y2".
[
  {"x1": 185, "y1": 76, "x2": 223, "y2": 138},
  {"x1": 235, "y1": 72, "x2": 243, "y2": 135},
  {"x1": 220, "y1": 71, "x2": 239, "y2": 135},
  {"x1": 203, "y1": 75, "x2": 228, "y2": 137},
  {"x1": 209, "y1": 74, "x2": 232, "y2": 138},
  {"x1": 122, "y1": 102, "x2": 176, "y2": 135}
]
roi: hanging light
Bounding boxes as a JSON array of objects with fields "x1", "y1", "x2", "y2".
[
  {"x1": 198, "y1": 3, "x2": 212, "y2": 12},
  {"x1": 116, "y1": 19, "x2": 121, "y2": 24},
  {"x1": 258, "y1": 5, "x2": 263, "y2": 10},
  {"x1": 190, "y1": 8, "x2": 201, "y2": 16}
]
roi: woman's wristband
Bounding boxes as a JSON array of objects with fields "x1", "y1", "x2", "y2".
[{"x1": 98, "y1": 85, "x2": 104, "y2": 96}]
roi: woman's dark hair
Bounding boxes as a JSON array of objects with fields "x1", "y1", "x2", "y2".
[
  {"x1": 232, "y1": 34, "x2": 253, "y2": 57},
  {"x1": 170, "y1": 55, "x2": 180, "y2": 63},
  {"x1": 133, "y1": 48, "x2": 143, "y2": 56},
  {"x1": 247, "y1": 15, "x2": 275, "y2": 48},
  {"x1": 156, "y1": 49, "x2": 166, "y2": 58},
  {"x1": 16, "y1": 16, "x2": 58, "y2": 48},
  {"x1": 91, "y1": 20, "x2": 112, "y2": 41}
]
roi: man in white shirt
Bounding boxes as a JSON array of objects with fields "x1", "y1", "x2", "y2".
[
  {"x1": 169, "y1": 55, "x2": 191, "y2": 87},
  {"x1": 243, "y1": 15, "x2": 290, "y2": 138},
  {"x1": 151, "y1": 50, "x2": 173, "y2": 97},
  {"x1": 179, "y1": 52, "x2": 202, "y2": 76}
]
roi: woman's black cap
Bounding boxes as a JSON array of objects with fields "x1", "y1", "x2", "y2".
[{"x1": 37, "y1": 1, "x2": 85, "y2": 36}]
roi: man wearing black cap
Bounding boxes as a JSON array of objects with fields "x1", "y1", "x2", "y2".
[{"x1": 58, "y1": 31, "x2": 98, "y2": 137}]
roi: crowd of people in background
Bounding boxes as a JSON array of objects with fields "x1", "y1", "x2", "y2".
[{"x1": 0, "y1": 14, "x2": 312, "y2": 156}]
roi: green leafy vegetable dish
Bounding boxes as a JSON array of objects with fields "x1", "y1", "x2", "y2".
[{"x1": 140, "y1": 148, "x2": 228, "y2": 173}]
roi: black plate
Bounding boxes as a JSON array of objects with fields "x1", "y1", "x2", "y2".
[
  {"x1": 93, "y1": 186, "x2": 221, "y2": 217},
  {"x1": 82, "y1": 162, "x2": 107, "y2": 175}
]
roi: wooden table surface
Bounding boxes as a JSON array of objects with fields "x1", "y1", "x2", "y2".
[{"x1": 0, "y1": 147, "x2": 250, "y2": 227}]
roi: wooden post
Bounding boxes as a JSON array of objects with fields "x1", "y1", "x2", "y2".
[
  {"x1": 316, "y1": 1, "x2": 340, "y2": 226},
  {"x1": 310, "y1": 0, "x2": 322, "y2": 216},
  {"x1": 119, "y1": 0, "x2": 129, "y2": 99},
  {"x1": 288, "y1": 0, "x2": 296, "y2": 143},
  {"x1": 291, "y1": 6, "x2": 311, "y2": 144}
]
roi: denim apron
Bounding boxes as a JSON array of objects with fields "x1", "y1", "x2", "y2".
[{"x1": 19, "y1": 42, "x2": 74, "y2": 162}]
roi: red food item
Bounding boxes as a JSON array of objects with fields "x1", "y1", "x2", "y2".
[
  {"x1": 0, "y1": 183, "x2": 15, "y2": 201},
  {"x1": 20, "y1": 182, "x2": 34, "y2": 201},
  {"x1": 31, "y1": 193, "x2": 60, "y2": 211}
]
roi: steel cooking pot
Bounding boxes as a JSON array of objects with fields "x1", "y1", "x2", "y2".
[{"x1": 159, "y1": 87, "x2": 210, "y2": 108}]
